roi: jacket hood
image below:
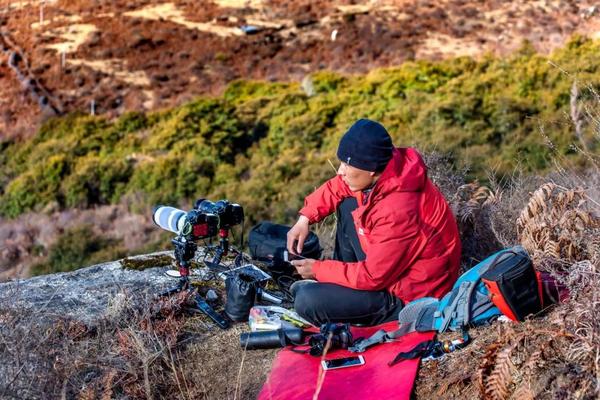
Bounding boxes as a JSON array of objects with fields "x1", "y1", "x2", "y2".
[{"x1": 371, "y1": 148, "x2": 427, "y2": 200}]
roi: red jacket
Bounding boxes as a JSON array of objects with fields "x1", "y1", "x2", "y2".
[{"x1": 299, "y1": 148, "x2": 461, "y2": 302}]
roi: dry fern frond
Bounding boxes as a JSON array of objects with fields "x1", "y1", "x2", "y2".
[
  {"x1": 523, "y1": 350, "x2": 543, "y2": 373},
  {"x1": 587, "y1": 237, "x2": 600, "y2": 266},
  {"x1": 101, "y1": 369, "x2": 118, "y2": 400},
  {"x1": 517, "y1": 183, "x2": 600, "y2": 266},
  {"x1": 512, "y1": 383, "x2": 535, "y2": 400},
  {"x1": 485, "y1": 344, "x2": 516, "y2": 400},
  {"x1": 455, "y1": 183, "x2": 500, "y2": 224},
  {"x1": 478, "y1": 342, "x2": 502, "y2": 395},
  {"x1": 543, "y1": 240, "x2": 561, "y2": 260}
]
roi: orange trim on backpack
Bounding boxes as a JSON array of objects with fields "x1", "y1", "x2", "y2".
[{"x1": 482, "y1": 279, "x2": 519, "y2": 321}]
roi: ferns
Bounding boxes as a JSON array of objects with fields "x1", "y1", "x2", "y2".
[{"x1": 517, "y1": 183, "x2": 600, "y2": 266}]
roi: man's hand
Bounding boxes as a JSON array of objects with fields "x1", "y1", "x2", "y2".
[
  {"x1": 287, "y1": 215, "x2": 310, "y2": 255},
  {"x1": 291, "y1": 259, "x2": 316, "y2": 279}
]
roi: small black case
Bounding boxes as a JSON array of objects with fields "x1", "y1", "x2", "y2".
[{"x1": 225, "y1": 273, "x2": 256, "y2": 322}]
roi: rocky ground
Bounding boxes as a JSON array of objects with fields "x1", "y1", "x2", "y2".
[
  {"x1": 0, "y1": 251, "x2": 277, "y2": 399},
  {"x1": 1, "y1": 0, "x2": 600, "y2": 138},
  {"x1": 0, "y1": 252, "x2": 176, "y2": 324}
]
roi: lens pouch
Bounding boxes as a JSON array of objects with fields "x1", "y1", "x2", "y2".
[{"x1": 225, "y1": 273, "x2": 256, "y2": 322}]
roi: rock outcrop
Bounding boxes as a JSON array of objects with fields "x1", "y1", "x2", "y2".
[{"x1": 0, "y1": 251, "x2": 176, "y2": 325}]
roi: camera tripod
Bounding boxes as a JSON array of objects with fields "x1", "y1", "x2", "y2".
[{"x1": 159, "y1": 233, "x2": 234, "y2": 329}]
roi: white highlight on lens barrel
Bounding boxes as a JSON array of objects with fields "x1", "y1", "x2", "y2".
[
  {"x1": 167, "y1": 208, "x2": 179, "y2": 232},
  {"x1": 153, "y1": 206, "x2": 186, "y2": 234}
]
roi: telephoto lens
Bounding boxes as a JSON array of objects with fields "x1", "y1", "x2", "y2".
[
  {"x1": 152, "y1": 206, "x2": 187, "y2": 234},
  {"x1": 240, "y1": 328, "x2": 305, "y2": 350}
]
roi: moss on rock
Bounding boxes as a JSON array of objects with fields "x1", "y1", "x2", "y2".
[{"x1": 120, "y1": 254, "x2": 175, "y2": 270}]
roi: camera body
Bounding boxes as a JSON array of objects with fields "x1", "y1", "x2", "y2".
[
  {"x1": 194, "y1": 199, "x2": 244, "y2": 230},
  {"x1": 308, "y1": 323, "x2": 353, "y2": 356},
  {"x1": 180, "y1": 209, "x2": 219, "y2": 240},
  {"x1": 153, "y1": 199, "x2": 244, "y2": 241}
]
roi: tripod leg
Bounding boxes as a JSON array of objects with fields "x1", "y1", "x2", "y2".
[
  {"x1": 159, "y1": 278, "x2": 188, "y2": 297},
  {"x1": 189, "y1": 293, "x2": 230, "y2": 329}
]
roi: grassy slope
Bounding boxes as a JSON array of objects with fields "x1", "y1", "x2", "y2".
[{"x1": 1, "y1": 37, "x2": 599, "y2": 225}]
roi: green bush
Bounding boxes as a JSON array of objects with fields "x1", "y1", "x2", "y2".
[
  {"x1": 63, "y1": 156, "x2": 132, "y2": 208},
  {"x1": 30, "y1": 225, "x2": 127, "y2": 276},
  {"x1": 1, "y1": 154, "x2": 70, "y2": 217},
  {"x1": 2, "y1": 37, "x2": 600, "y2": 222}
]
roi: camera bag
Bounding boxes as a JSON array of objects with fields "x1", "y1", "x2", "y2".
[
  {"x1": 480, "y1": 249, "x2": 544, "y2": 321},
  {"x1": 248, "y1": 222, "x2": 322, "y2": 296},
  {"x1": 249, "y1": 221, "x2": 322, "y2": 262}
]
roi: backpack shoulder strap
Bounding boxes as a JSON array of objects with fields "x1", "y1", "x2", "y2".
[{"x1": 438, "y1": 281, "x2": 475, "y2": 332}]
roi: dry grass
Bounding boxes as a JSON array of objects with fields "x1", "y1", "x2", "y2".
[{"x1": 0, "y1": 285, "x2": 276, "y2": 400}]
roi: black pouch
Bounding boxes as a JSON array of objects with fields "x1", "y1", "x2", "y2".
[
  {"x1": 225, "y1": 273, "x2": 256, "y2": 322},
  {"x1": 481, "y1": 249, "x2": 543, "y2": 321},
  {"x1": 248, "y1": 222, "x2": 322, "y2": 294}
]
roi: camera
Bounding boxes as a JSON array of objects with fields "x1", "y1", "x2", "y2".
[
  {"x1": 239, "y1": 323, "x2": 353, "y2": 356},
  {"x1": 308, "y1": 323, "x2": 353, "y2": 356},
  {"x1": 152, "y1": 198, "x2": 245, "y2": 330},
  {"x1": 152, "y1": 199, "x2": 244, "y2": 241},
  {"x1": 194, "y1": 199, "x2": 244, "y2": 229},
  {"x1": 153, "y1": 206, "x2": 219, "y2": 240}
]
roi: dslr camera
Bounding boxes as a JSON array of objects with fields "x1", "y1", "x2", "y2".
[
  {"x1": 153, "y1": 199, "x2": 244, "y2": 240},
  {"x1": 307, "y1": 323, "x2": 353, "y2": 356}
]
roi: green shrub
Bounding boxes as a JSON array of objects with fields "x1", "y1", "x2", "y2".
[
  {"x1": 1, "y1": 154, "x2": 70, "y2": 217},
  {"x1": 30, "y1": 225, "x2": 127, "y2": 276},
  {"x1": 63, "y1": 156, "x2": 133, "y2": 208},
  {"x1": 2, "y1": 37, "x2": 600, "y2": 221}
]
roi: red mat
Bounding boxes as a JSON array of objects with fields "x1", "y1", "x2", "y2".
[{"x1": 258, "y1": 322, "x2": 434, "y2": 400}]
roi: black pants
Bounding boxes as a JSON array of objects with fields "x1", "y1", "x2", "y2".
[{"x1": 294, "y1": 197, "x2": 403, "y2": 326}]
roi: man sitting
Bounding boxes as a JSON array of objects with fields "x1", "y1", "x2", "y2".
[{"x1": 287, "y1": 119, "x2": 461, "y2": 326}]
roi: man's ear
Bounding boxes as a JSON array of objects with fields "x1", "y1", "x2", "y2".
[{"x1": 369, "y1": 171, "x2": 376, "y2": 177}]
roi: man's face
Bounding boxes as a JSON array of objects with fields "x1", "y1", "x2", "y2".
[{"x1": 337, "y1": 162, "x2": 376, "y2": 192}]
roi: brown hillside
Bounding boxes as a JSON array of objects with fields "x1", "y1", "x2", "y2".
[{"x1": 1, "y1": 0, "x2": 600, "y2": 138}]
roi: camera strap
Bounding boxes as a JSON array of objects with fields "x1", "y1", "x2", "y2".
[
  {"x1": 388, "y1": 339, "x2": 436, "y2": 366},
  {"x1": 348, "y1": 323, "x2": 415, "y2": 353}
]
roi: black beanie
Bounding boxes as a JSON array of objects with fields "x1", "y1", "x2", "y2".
[{"x1": 336, "y1": 119, "x2": 393, "y2": 172}]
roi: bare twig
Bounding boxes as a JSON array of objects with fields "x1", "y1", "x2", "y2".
[{"x1": 312, "y1": 332, "x2": 334, "y2": 400}]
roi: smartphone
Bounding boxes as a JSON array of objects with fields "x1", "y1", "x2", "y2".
[
  {"x1": 321, "y1": 355, "x2": 365, "y2": 370},
  {"x1": 283, "y1": 250, "x2": 306, "y2": 262}
]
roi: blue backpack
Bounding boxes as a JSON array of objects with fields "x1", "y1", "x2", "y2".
[{"x1": 350, "y1": 246, "x2": 531, "y2": 353}]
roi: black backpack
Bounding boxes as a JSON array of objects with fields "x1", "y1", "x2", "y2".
[{"x1": 248, "y1": 222, "x2": 322, "y2": 296}]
